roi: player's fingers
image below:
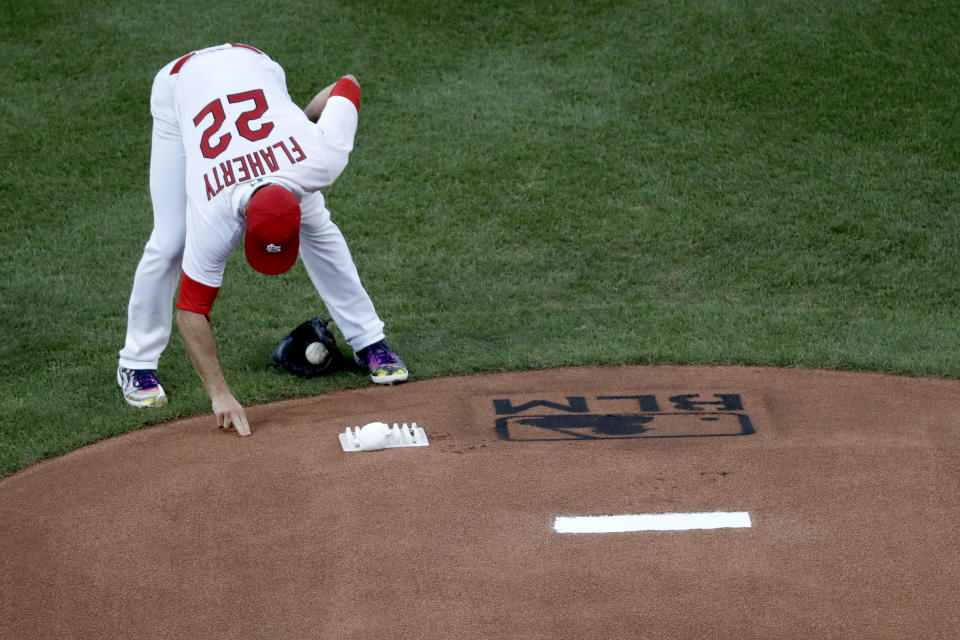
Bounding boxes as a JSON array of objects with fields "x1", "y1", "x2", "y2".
[{"x1": 234, "y1": 412, "x2": 251, "y2": 437}]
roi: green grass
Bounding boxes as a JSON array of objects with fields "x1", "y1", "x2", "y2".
[{"x1": 1, "y1": 0, "x2": 959, "y2": 476}]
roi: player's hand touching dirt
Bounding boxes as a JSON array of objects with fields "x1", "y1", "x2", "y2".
[{"x1": 212, "y1": 393, "x2": 251, "y2": 436}]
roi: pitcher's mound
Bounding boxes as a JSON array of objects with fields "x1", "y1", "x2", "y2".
[{"x1": 2, "y1": 365, "x2": 959, "y2": 639}]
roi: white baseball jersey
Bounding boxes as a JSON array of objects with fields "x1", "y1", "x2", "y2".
[{"x1": 169, "y1": 44, "x2": 360, "y2": 313}]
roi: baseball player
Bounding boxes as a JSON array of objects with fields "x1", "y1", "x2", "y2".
[{"x1": 117, "y1": 43, "x2": 408, "y2": 435}]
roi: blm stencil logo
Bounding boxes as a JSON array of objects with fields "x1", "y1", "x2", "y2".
[{"x1": 493, "y1": 393, "x2": 756, "y2": 441}]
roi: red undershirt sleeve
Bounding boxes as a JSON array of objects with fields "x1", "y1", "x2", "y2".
[
  {"x1": 176, "y1": 273, "x2": 220, "y2": 318},
  {"x1": 330, "y1": 77, "x2": 361, "y2": 111}
]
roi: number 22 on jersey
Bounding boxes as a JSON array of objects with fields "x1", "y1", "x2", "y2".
[{"x1": 193, "y1": 89, "x2": 273, "y2": 159}]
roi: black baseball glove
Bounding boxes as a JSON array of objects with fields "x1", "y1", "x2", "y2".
[{"x1": 272, "y1": 317, "x2": 344, "y2": 377}]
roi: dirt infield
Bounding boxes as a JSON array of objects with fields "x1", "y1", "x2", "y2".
[{"x1": 2, "y1": 365, "x2": 958, "y2": 639}]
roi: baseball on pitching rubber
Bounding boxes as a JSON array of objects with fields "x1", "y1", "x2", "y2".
[
  {"x1": 358, "y1": 422, "x2": 390, "y2": 451},
  {"x1": 305, "y1": 341, "x2": 328, "y2": 365}
]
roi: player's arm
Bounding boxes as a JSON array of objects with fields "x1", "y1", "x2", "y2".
[
  {"x1": 304, "y1": 74, "x2": 359, "y2": 123},
  {"x1": 176, "y1": 252, "x2": 250, "y2": 435},
  {"x1": 298, "y1": 75, "x2": 361, "y2": 190},
  {"x1": 175, "y1": 268, "x2": 250, "y2": 436},
  {"x1": 176, "y1": 309, "x2": 251, "y2": 436}
]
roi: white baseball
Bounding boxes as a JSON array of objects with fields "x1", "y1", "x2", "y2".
[
  {"x1": 358, "y1": 422, "x2": 390, "y2": 451},
  {"x1": 305, "y1": 341, "x2": 328, "y2": 365}
]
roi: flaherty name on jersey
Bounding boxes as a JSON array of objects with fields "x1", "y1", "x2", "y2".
[{"x1": 202, "y1": 136, "x2": 306, "y2": 201}]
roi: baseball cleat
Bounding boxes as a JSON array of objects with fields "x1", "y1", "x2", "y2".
[
  {"x1": 117, "y1": 366, "x2": 168, "y2": 408},
  {"x1": 354, "y1": 340, "x2": 409, "y2": 385}
]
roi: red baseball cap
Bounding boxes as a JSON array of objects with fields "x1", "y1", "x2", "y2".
[{"x1": 244, "y1": 184, "x2": 301, "y2": 275}]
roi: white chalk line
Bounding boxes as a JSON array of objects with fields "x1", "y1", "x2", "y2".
[{"x1": 553, "y1": 511, "x2": 752, "y2": 533}]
